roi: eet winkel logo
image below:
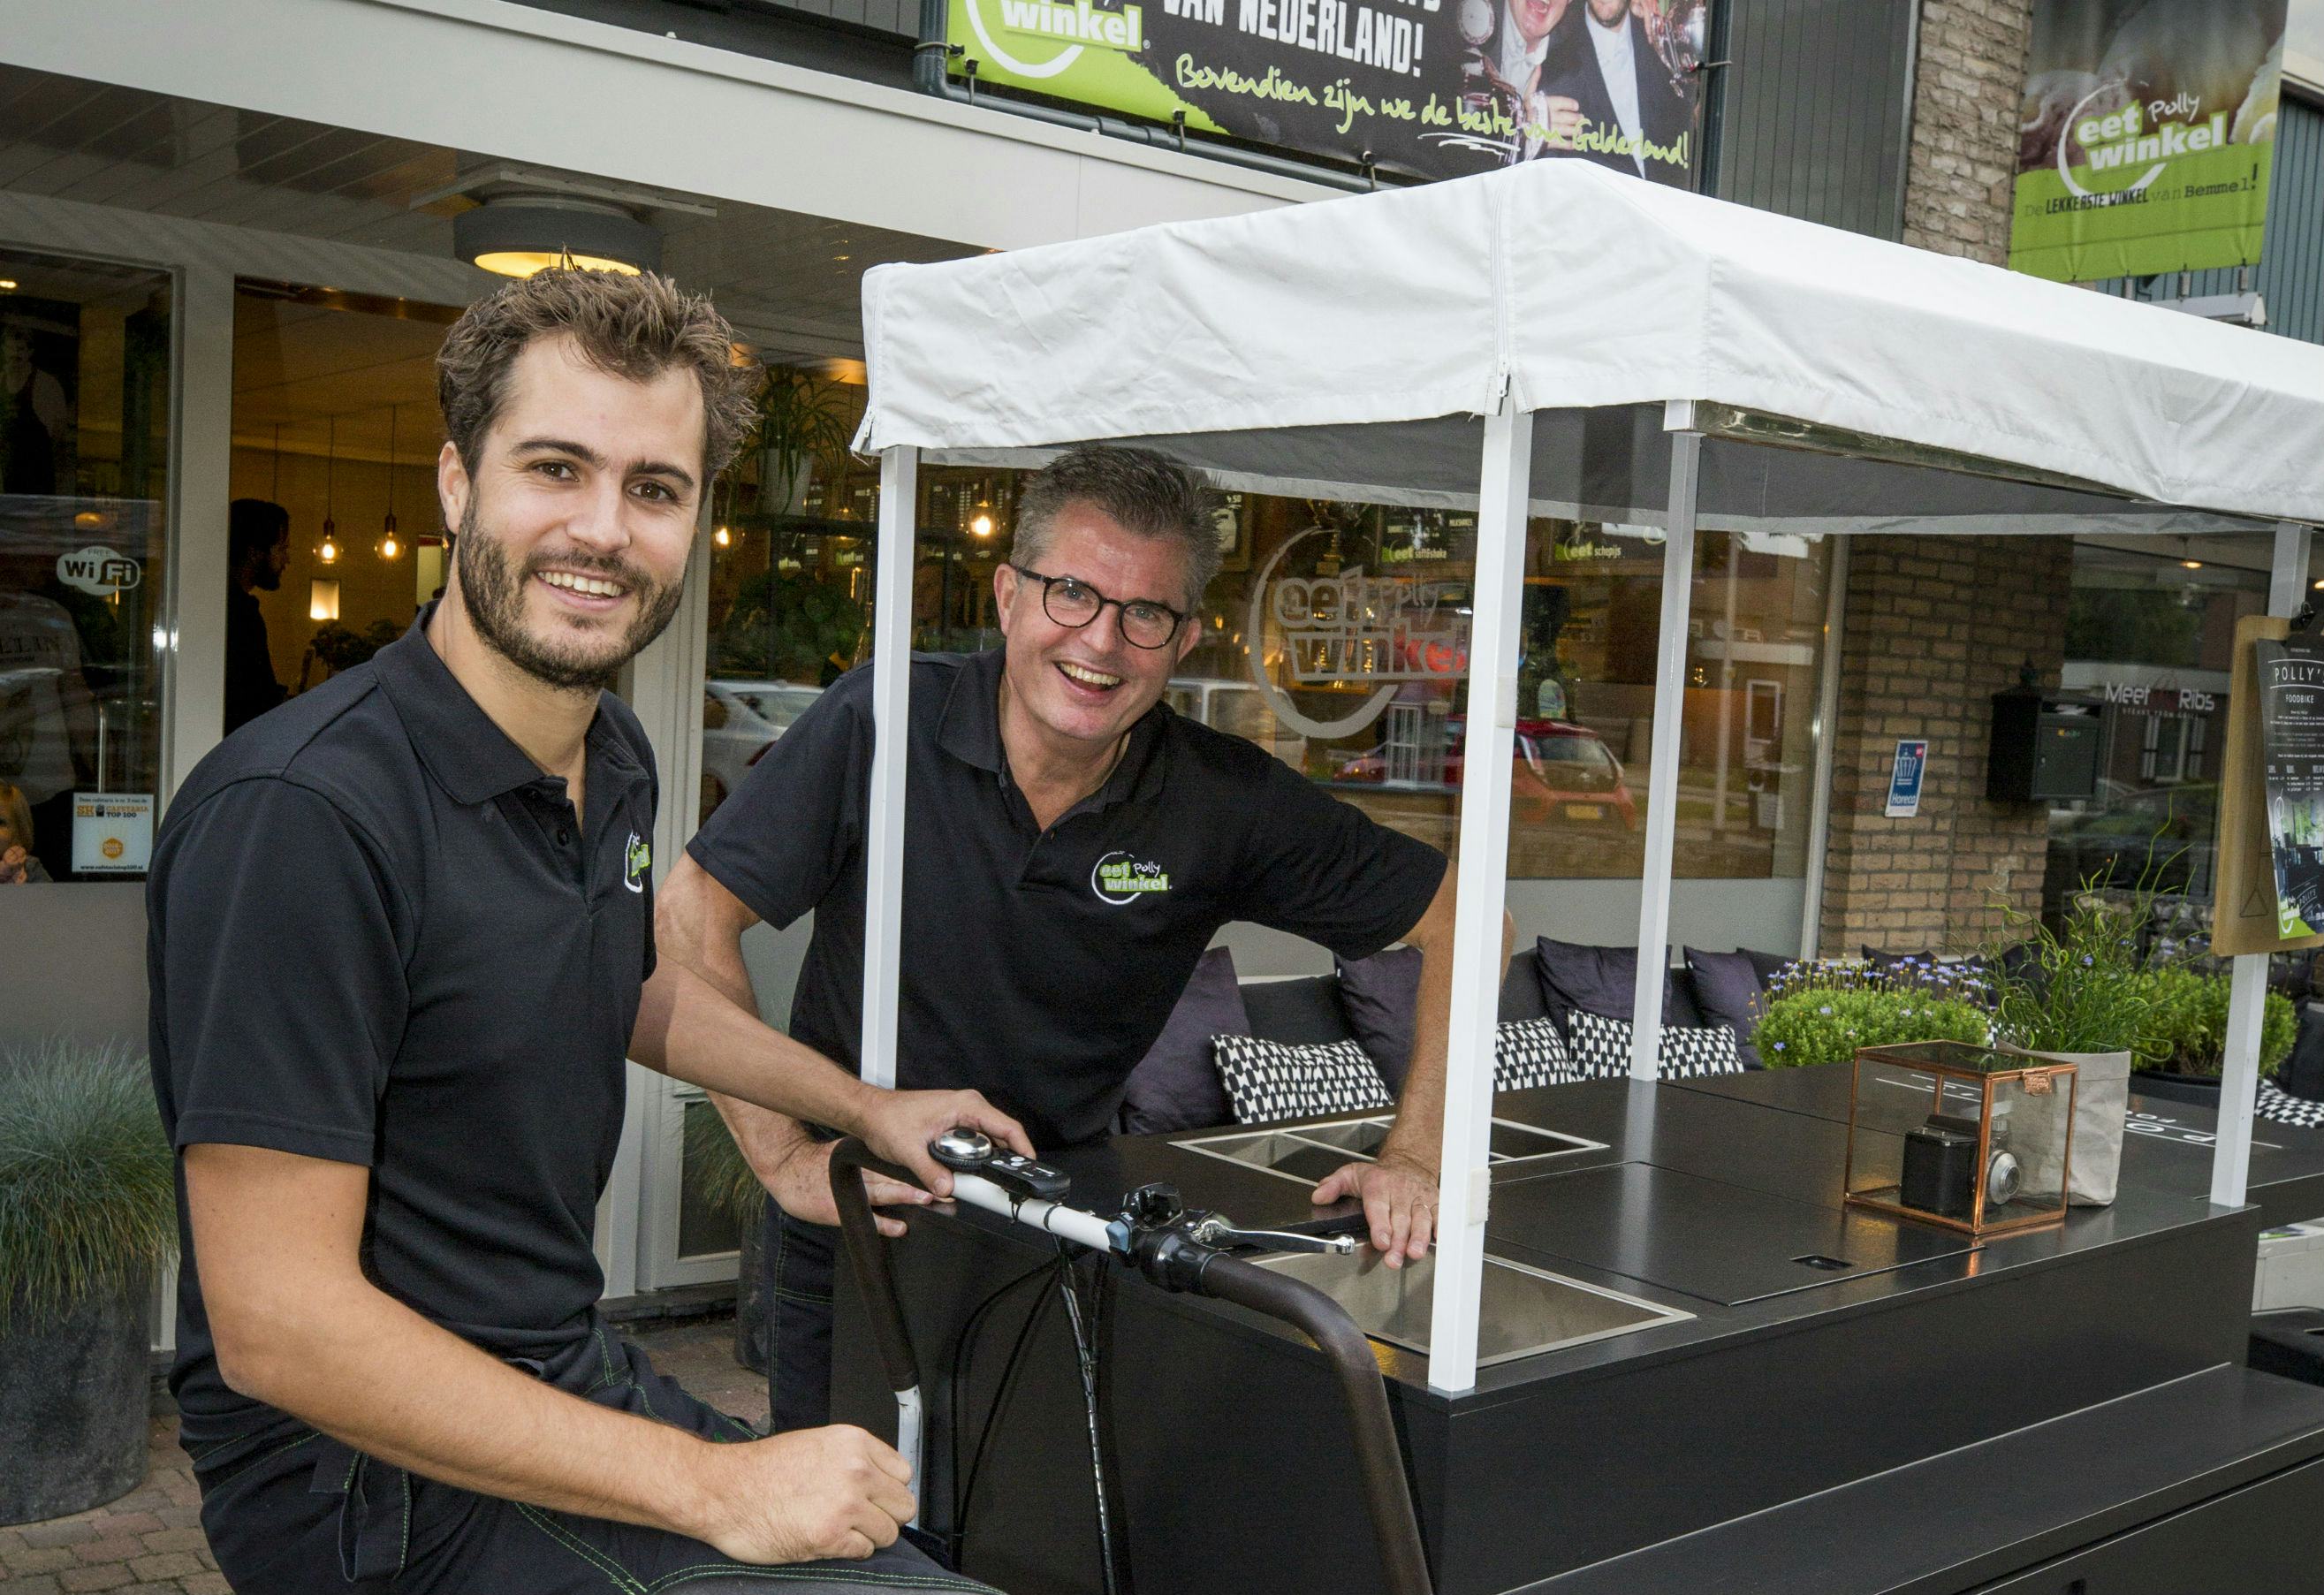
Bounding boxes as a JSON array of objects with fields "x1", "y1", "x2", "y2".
[
  {"x1": 624, "y1": 832, "x2": 651, "y2": 893},
  {"x1": 1091, "y1": 851, "x2": 1170, "y2": 906}
]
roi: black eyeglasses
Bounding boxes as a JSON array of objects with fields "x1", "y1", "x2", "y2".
[{"x1": 1008, "y1": 566, "x2": 1189, "y2": 649}]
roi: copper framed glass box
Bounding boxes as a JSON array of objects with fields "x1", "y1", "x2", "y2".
[{"x1": 1843, "y1": 1041, "x2": 2078, "y2": 1236}]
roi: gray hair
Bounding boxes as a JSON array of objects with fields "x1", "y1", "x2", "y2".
[{"x1": 1010, "y1": 444, "x2": 1221, "y2": 611}]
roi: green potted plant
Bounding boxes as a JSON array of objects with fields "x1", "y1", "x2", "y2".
[
  {"x1": 0, "y1": 1039, "x2": 176, "y2": 1523},
  {"x1": 2130, "y1": 963, "x2": 2297, "y2": 1084},
  {"x1": 1982, "y1": 885, "x2": 2156, "y2": 1208},
  {"x1": 683, "y1": 1104, "x2": 769, "y2": 1375},
  {"x1": 1754, "y1": 961, "x2": 1990, "y2": 1069}
]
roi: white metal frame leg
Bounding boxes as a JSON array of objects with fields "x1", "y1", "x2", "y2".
[
  {"x1": 2213, "y1": 519, "x2": 2314, "y2": 1206},
  {"x1": 860, "y1": 446, "x2": 920, "y2": 1090},
  {"x1": 1628, "y1": 422, "x2": 1704, "y2": 1079},
  {"x1": 1428, "y1": 400, "x2": 1534, "y2": 1395}
]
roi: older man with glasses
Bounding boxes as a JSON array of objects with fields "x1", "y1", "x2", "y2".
[{"x1": 658, "y1": 444, "x2": 1470, "y2": 1434}]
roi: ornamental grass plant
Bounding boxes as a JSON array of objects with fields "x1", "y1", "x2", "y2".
[
  {"x1": 0, "y1": 1039, "x2": 175, "y2": 1328},
  {"x1": 1982, "y1": 883, "x2": 2158, "y2": 1060},
  {"x1": 683, "y1": 1097, "x2": 767, "y2": 1225},
  {"x1": 2132, "y1": 964, "x2": 2297, "y2": 1078}
]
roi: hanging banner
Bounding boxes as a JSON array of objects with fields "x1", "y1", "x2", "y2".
[
  {"x1": 2009, "y1": 0, "x2": 2289, "y2": 283},
  {"x1": 948, "y1": 0, "x2": 1713, "y2": 184},
  {"x1": 2256, "y1": 634, "x2": 2324, "y2": 938},
  {"x1": 2212, "y1": 617, "x2": 2324, "y2": 957}
]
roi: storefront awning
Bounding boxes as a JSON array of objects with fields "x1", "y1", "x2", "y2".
[{"x1": 856, "y1": 160, "x2": 2324, "y2": 530}]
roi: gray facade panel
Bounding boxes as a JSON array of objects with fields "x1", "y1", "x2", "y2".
[{"x1": 1709, "y1": 0, "x2": 1916, "y2": 240}]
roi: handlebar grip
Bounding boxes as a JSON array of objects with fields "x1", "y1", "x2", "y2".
[
  {"x1": 1195, "y1": 1254, "x2": 1433, "y2": 1595},
  {"x1": 827, "y1": 1137, "x2": 927, "y2": 1397}
]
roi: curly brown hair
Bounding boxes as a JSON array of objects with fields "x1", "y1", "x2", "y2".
[{"x1": 436, "y1": 268, "x2": 758, "y2": 482}]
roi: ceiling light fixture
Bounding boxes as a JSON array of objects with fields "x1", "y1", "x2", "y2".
[
  {"x1": 379, "y1": 404, "x2": 403, "y2": 560},
  {"x1": 0, "y1": 278, "x2": 17, "y2": 292},
  {"x1": 453, "y1": 196, "x2": 663, "y2": 279},
  {"x1": 319, "y1": 418, "x2": 340, "y2": 565},
  {"x1": 713, "y1": 524, "x2": 732, "y2": 549}
]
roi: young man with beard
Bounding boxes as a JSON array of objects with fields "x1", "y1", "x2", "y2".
[
  {"x1": 659, "y1": 444, "x2": 1485, "y2": 1434},
  {"x1": 223, "y1": 497, "x2": 290, "y2": 733},
  {"x1": 147, "y1": 269, "x2": 1019, "y2": 1593}
]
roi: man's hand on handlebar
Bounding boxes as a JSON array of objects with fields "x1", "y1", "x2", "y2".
[
  {"x1": 763, "y1": 1138, "x2": 930, "y2": 1238},
  {"x1": 684, "y1": 1424, "x2": 916, "y2": 1563},
  {"x1": 851, "y1": 1088, "x2": 1034, "y2": 1200},
  {"x1": 1310, "y1": 1151, "x2": 1437, "y2": 1269}
]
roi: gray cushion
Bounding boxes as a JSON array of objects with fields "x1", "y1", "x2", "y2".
[
  {"x1": 1534, "y1": 938, "x2": 1705, "y2": 1032},
  {"x1": 1241, "y1": 974, "x2": 1355, "y2": 1046},
  {"x1": 1119, "y1": 946, "x2": 1249, "y2": 1135},
  {"x1": 1334, "y1": 946, "x2": 1550, "y2": 1090},
  {"x1": 1682, "y1": 946, "x2": 1774, "y2": 1070}
]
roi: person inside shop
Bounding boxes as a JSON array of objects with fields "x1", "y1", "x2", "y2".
[
  {"x1": 0, "y1": 531, "x2": 97, "y2": 877},
  {"x1": 1538, "y1": 0, "x2": 1693, "y2": 185},
  {"x1": 659, "y1": 443, "x2": 1492, "y2": 1434},
  {"x1": 148, "y1": 266, "x2": 1023, "y2": 1594},
  {"x1": 224, "y1": 497, "x2": 290, "y2": 733},
  {"x1": 0, "y1": 779, "x2": 48, "y2": 883}
]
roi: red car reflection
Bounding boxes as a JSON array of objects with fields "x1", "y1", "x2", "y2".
[{"x1": 1333, "y1": 718, "x2": 1638, "y2": 831}]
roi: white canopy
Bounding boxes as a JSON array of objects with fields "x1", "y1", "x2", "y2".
[
  {"x1": 856, "y1": 158, "x2": 2324, "y2": 527},
  {"x1": 847, "y1": 155, "x2": 2321, "y2": 1404}
]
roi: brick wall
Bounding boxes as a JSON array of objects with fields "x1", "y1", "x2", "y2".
[
  {"x1": 1901, "y1": 0, "x2": 2037, "y2": 263},
  {"x1": 1818, "y1": 536, "x2": 2072, "y2": 954},
  {"x1": 1810, "y1": 0, "x2": 2067, "y2": 955}
]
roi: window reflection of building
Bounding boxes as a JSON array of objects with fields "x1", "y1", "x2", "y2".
[
  {"x1": 688, "y1": 437, "x2": 1838, "y2": 895},
  {"x1": 2047, "y1": 543, "x2": 2264, "y2": 911}
]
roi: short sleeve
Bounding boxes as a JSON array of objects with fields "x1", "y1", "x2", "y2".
[
  {"x1": 152, "y1": 779, "x2": 411, "y2": 1165},
  {"x1": 685, "y1": 683, "x2": 870, "y2": 930},
  {"x1": 1233, "y1": 758, "x2": 1447, "y2": 961}
]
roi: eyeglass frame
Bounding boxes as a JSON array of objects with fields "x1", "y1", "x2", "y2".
[{"x1": 1006, "y1": 564, "x2": 1192, "y2": 649}]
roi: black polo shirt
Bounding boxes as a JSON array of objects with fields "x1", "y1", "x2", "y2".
[
  {"x1": 687, "y1": 649, "x2": 1446, "y2": 1149},
  {"x1": 147, "y1": 619, "x2": 658, "y2": 1463}
]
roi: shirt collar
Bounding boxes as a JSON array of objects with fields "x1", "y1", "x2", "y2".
[
  {"x1": 937, "y1": 647, "x2": 1169, "y2": 811},
  {"x1": 374, "y1": 606, "x2": 641, "y2": 807}
]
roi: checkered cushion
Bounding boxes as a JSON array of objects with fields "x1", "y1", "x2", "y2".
[
  {"x1": 1565, "y1": 1008, "x2": 1743, "y2": 1079},
  {"x1": 1213, "y1": 1035, "x2": 1394, "y2": 1125},
  {"x1": 2259, "y1": 1080, "x2": 2324, "y2": 1130},
  {"x1": 1494, "y1": 1016, "x2": 1584, "y2": 1090}
]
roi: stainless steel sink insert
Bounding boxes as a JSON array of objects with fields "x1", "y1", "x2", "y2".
[
  {"x1": 1249, "y1": 1246, "x2": 1691, "y2": 1367},
  {"x1": 1175, "y1": 1114, "x2": 1604, "y2": 1188}
]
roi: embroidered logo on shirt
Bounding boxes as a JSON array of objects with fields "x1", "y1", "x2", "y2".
[
  {"x1": 624, "y1": 832, "x2": 651, "y2": 893},
  {"x1": 1091, "y1": 851, "x2": 1169, "y2": 905}
]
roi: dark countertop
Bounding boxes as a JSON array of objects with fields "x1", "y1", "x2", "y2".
[
  {"x1": 1677, "y1": 1064, "x2": 2324, "y2": 1229},
  {"x1": 953, "y1": 1067, "x2": 2279, "y2": 1409}
]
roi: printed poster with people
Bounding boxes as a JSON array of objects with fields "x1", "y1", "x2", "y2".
[
  {"x1": 2011, "y1": 0, "x2": 2289, "y2": 282},
  {"x1": 2255, "y1": 635, "x2": 2324, "y2": 938},
  {"x1": 947, "y1": 0, "x2": 1711, "y2": 185}
]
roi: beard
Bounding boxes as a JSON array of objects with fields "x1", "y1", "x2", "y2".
[{"x1": 452, "y1": 496, "x2": 685, "y2": 693}]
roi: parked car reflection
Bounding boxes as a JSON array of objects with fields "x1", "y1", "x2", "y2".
[
  {"x1": 701, "y1": 680, "x2": 822, "y2": 813},
  {"x1": 1332, "y1": 718, "x2": 1638, "y2": 831}
]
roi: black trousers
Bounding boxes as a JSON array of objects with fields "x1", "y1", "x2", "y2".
[
  {"x1": 765, "y1": 1205, "x2": 841, "y2": 1435},
  {"x1": 192, "y1": 1315, "x2": 990, "y2": 1594}
]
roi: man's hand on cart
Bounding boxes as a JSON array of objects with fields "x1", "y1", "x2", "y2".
[
  {"x1": 1310, "y1": 1150, "x2": 1438, "y2": 1269},
  {"x1": 851, "y1": 1087, "x2": 1034, "y2": 1202}
]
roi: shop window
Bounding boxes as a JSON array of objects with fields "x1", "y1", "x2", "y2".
[
  {"x1": 0, "y1": 253, "x2": 172, "y2": 885},
  {"x1": 2050, "y1": 542, "x2": 2259, "y2": 909},
  {"x1": 228, "y1": 282, "x2": 459, "y2": 740}
]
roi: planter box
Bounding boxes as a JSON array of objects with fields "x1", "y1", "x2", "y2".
[{"x1": 0, "y1": 1272, "x2": 151, "y2": 1524}]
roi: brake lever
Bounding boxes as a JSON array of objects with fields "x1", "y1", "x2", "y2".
[{"x1": 1188, "y1": 1215, "x2": 1357, "y2": 1256}]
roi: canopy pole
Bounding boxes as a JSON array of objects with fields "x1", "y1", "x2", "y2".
[
  {"x1": 2212, "y1": 519, "x2": 2313, "y2": 1205},
  {"x1": 1629, "y1": 419, "x2": 1703, "y2": 1079},
  {"x1": 1427, "y1": 398, "x2": 1533, "y2": 1396},
  {"x1": 860, "y1": 445, "x2": 920, "y2": 1090}
]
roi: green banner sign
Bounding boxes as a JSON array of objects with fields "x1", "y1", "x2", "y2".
[
  {"x1": 946, "y1": 0, "x2": 1713, "y2": 186},
  {"x1": 2009, "y1": 0, "x2": 2289, "y2": 282}
]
